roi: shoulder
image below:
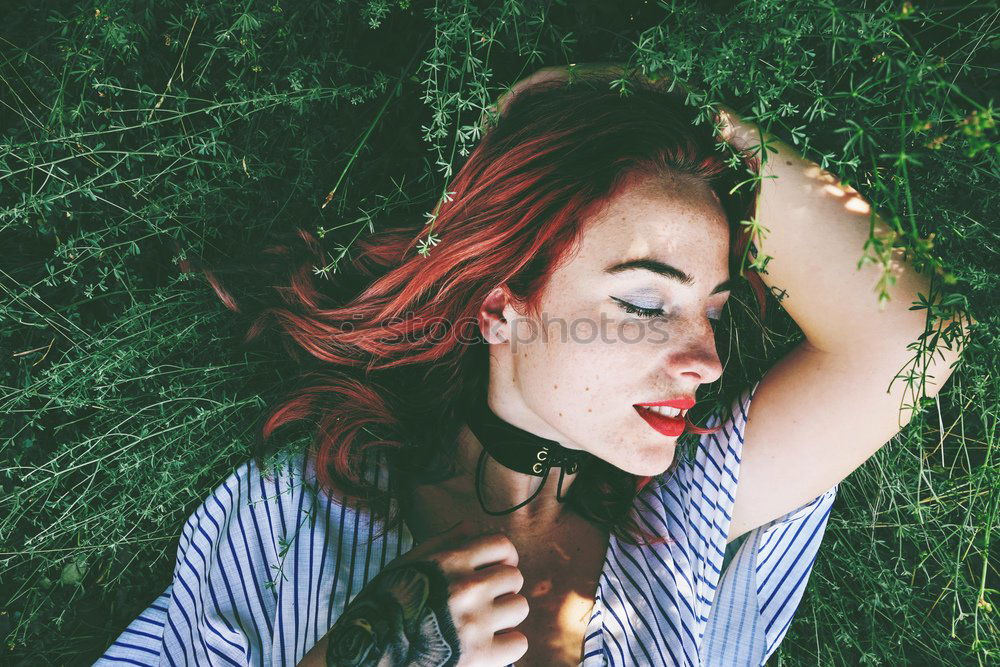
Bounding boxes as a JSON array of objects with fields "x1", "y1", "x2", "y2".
[
  {"x1": 160, "y1": 450, "x2": 409, "y2": 665},
  {"x1": 194, "y1": 449, "x2": 413, "y2": 589},
  {"x1": 184, "y1": 448, "x2": 403, "y2": 555},
  {"x1": 179, "y1": 450, "x2": 313, "y2": 554},
  {"x1": 97, "y1": 449, "x2": 413, "y2": 667},
  {"x1": 167, "y1": 450, "x2": 322, "y2": 617}
]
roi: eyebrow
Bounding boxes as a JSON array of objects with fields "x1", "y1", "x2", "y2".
[{"x1": 604, "y1": 258, "x2": 738, "y2": 295}]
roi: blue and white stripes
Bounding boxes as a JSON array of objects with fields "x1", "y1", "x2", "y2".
[{"x1": 96, "y1": 380, "x2": 837, "y2": 666}]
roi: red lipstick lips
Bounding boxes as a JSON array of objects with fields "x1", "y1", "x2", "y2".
[
  {"x1": 634, "y1": 397, "x2": 695, "y2": 409},
  {"x1": 633, "y1": 397, "x2": 695, "y2": 437}
]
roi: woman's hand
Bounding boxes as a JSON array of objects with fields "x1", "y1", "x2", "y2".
[
  {"x1": 712, "y1": 103, "x2": 769, "y2": 156},
  {"x1": 299, "y1": 520, "x2": 528, "y2": 667}
]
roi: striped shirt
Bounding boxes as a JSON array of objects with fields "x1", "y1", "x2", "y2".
[{"x1": 95, "y1": 380, "x2": 838, "y2": 666}]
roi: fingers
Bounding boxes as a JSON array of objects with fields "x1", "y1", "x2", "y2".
[
  {"x1": 473, "y1": 563, "x2": 524, "y2": 598},
  {"x1": 490, "y1": 629, "x2": 529, "y2": 666},
  {"x1": 359, "y1": 525, "x2": 529, "y2": 667},
  {"x1": 448, "y1": 564, "x2": 523, "y2": 614},
  {"x1": 491, "y1": 592, "x2": 530, "y2": 630},
  {"x1": 408, "y1": 524, "x2": 519, "y2": 573},
  {"x1": 441, "y1": 532, "x2": 519, "y2": 573}
]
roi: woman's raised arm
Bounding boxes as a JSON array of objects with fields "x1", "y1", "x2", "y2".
[{"x1": 708, "y1": 106, "x2": 973, "y2": 539}]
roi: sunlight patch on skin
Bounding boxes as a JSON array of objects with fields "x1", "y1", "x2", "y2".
[
  {"x1": 799, "y1": 165, "x2": 907, "y2": 304},
  {"x1": 843, "y1": 195, "x2": 871, "y2": 214},
  {"x1": 559, "y1": 590, "x2": 599, "y2": 629},
  {"x1": 815, "y1": 181, "x2": 872, "y2": 214}
]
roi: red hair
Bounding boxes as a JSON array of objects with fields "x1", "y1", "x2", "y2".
[{"x1": 181, "y1": 71, "x2": 766, "y2": 544}]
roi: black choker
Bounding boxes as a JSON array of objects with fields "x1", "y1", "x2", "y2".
[{"x1": 465, "y1": 393, "x2": 586, "y2": 516}]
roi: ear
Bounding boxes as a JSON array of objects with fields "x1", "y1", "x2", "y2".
[{"x1": 479, "y1": 286, "x2": 512, "y2": 344}]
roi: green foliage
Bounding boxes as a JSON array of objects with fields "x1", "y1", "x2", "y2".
[{"x1": 1, "y1": 0, "x2": 996, "y2": 664}]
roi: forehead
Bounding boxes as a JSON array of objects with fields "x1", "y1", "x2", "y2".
[{"x1": 569, "y1": 173, "x2": 730, "y2": 274}]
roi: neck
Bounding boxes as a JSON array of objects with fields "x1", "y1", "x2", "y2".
[
  {"x1": 463, "y1": 420, "x2": 580, "y2": 523},
  {"x1": 404, "y1": 422, "x2": 582, "y2": 540}
]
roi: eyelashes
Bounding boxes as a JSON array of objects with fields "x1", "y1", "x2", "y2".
[
  {"x1": 611, "y1": 296, "x2": 724, "y2": 322},
  {"x1": 612, "y1": 296, "x2": 664, "y2": 319}
]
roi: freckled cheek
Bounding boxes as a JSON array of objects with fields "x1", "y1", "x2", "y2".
[
  {"x1": 603, "y1": 320, "x2": 676, "y2": 363},
  {"x1": 511, "y1": 340, "x2": 600, "y2": 416},
  {"x1": 550, "y1": 346, "x2": 640, "y2": 425},
  {"x1": 540, "y1": 318, "x2": 667, "y2": 384},
  {"x1": 512, "y1": 315, "x2": 665, "y2": 421}
]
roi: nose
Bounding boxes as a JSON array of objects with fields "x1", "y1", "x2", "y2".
[{"x1": 666, "y1": 321, "x2": 724, "y2": 385}]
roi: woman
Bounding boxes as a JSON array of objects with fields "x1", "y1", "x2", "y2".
[{"x1": 96, "y1": 64, "x2": 968, "y2": 666}]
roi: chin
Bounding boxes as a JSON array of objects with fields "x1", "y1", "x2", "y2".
[{"x1": 614, "y1": 445, "x2": 676, "y2": 476}]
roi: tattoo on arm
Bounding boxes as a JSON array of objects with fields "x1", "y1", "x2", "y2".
[{"x1": 325, "y1": 560, "x2": 460, "y2": 667}]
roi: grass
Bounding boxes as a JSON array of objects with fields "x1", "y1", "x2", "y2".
[{"x1": 1, "y1": 0, "x2": 997, "y2": 664}]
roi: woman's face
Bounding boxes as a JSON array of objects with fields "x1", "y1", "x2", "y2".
[{"x1": 487, "y1": 172, "x2": 733, "y2": 476}]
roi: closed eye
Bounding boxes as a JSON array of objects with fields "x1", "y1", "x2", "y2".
[
  {"x1": 613, "y1": 296, "x2": 727, "y2": 323},
  {"x1": 612, "y1": 296, "x2": 664, "y2": 319}
]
